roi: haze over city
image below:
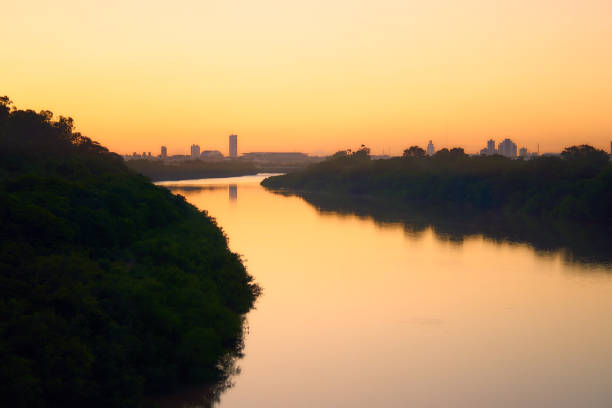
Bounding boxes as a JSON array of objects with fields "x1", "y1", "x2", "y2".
[{"x1": 4, "y1": 0, "x2": 612, "y2": 155}]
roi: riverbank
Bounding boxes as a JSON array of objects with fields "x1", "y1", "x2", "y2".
[
  {"x1": 0, "y1": 98, "x2": 259, "y2": 407},
  {"x1": 261, "y1": 146, "x2": 612, "y2": 224},
  {"x1": 126, "y1": 158, "x2": 319, "y2": 182},
  {"x1": 126, "y1": 159, "x2": 259, "y2": 181}
]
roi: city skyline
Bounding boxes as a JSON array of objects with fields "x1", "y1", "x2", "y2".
[
  {"x1": 102, "y1": 124, "x2": 612, "y2": 156},
  {"x1": 125, "y1": 136, "x2": 611, "y2": 159},
  {"x1": 4, "y1": 1, "x2": 612, "y2": 155}
]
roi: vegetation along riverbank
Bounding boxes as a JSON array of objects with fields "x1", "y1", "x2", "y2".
[
  {"x1": 0, "y1": 96, "x2": 260, "y2": 407},
  {"x1": 262, "y1": 145, "x2": 612, "y2": 225},
  {"x1": 126, "y1": 158, "x2": 258, "y2": 182}
]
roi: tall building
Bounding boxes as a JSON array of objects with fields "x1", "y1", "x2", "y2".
[
  {"x1": 497, "y1": 138, "x2": 517, "y2": 158},
  {"x1": 229, "y1": 134, "x2": 238, "y2": 158},
  {"x1": 161, "y1": 145, "x2": 167, "y2": 158},
  {"x1": 426, "y1": 140, "x2": 435, "y2": 156},
  {"x1": 487, "y1": 139, "x2": 496, "y2": 155},
  {"x1": 480, "y1": 139, "x2": 497, "y2": 155},
  {"x1": 519, "y1": 147, "x2": 528, "y2": 158},
  {"x1": 190, "y1": 144, "x2": 200, "y2": 159}
]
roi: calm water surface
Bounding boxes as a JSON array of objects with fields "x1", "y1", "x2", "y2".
[{"x1": 159, "y1": 174, "x2": 612, "y2": 408}]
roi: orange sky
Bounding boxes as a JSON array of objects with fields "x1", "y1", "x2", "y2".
[{"x1": 3, "y1": 0, "x2": 611, "y2": 155}]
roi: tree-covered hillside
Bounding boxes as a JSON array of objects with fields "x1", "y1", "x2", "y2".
[
  {"x1": 262, "y1": 145, "x2": 612, "y2": 223},
  {"x1": 0, "y1": 97, "x2": 259, "y2": 407}
]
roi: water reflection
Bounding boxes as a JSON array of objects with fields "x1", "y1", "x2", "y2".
[
  {"x1": 168, "y1": 185, "x2": 239, "y2": 204},
  {"x1": 229, "y1": 184, "x2": 237, "y2": 202},
  {"x1": 158, "y1": 176, "x2": 612, "y2": 408},
  {"x1": 169, "y1": 185, "x2": 228, "y2": 193},
  {"x1": 270, "y1": 191, "x2": 612, "y2": 267},
  {"x1": 152, "y1": 330, "x2": 245, "y2": 408}
]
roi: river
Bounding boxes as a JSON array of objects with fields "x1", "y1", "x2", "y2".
[{"x1": 157, "y1": 174, "x2": 612, "y2": 408}]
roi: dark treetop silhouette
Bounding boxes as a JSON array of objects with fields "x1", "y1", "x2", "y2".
[
  {"x1": 262, "y1": 144, "x2": 612, "y2": 224},
  {"x1": 0, "y1": 97, "x2": 259, "y2": 407}
]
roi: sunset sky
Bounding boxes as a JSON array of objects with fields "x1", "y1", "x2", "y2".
[{"x1": 3, "y1": 0, "x2": 611, "y2": 155}]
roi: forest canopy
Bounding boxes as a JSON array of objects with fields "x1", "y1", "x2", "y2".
[
  {"x1": 0, "y1": 97, "x2": 259, "y2": 407},
  {"x1": 262, "y1": 144, "x2": 612, "y2": 224}
]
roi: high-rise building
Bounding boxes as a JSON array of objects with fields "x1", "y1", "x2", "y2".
[
  {"x1": 229, "y1": 134, "x2": 238, "y2": 158},
  {"x1": 190, "y1": 144, "x2": 200, "y2": 159},
  {"x1": 161, "y1": 146, "x2": 167, "y2": 158},
  {"x1": 519, "y1": 147, "x2": 528, "y2": 158},
  {"x1": 487, "y1": 139, "x2": 496, "y2": 155},
  {"x1": 480, "y1": 139, "x2": 497, "y2": 155},
  {"x1": 426, "y1": 140, "x2": 435, "y2": 156},
  {"x1": 497, "y1": 138, "x2": 517, "y2": 158}
]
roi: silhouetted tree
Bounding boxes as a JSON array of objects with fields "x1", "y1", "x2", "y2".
[
  {"x1": 449, "y1": 147, "x2": 467, "y2": 157},
  {"x1": 433, "y1": 148, "x2": 450, "y2": 158},
  {"x1": 403, "y1": 146, "x2": 426, "y2": 158},
  {"x1": 352, "y1": 144, "x2": 371, "y2": 160},
  {"x1": 561, "y1": 144, "x2": 609, "y2": 177},
  {"x1": 0, "y1": 96, "x2": 11, "y2": 117},
  {"x1": 331, "y1": 149, "x2": 351, "y2": 159},
  {"x1": 561, "y1": 144, "x2": 606, "y2": 160}
]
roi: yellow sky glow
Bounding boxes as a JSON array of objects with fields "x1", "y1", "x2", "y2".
[{"x1": 3, "y1": 0, "x2": 612, "y2": 155}]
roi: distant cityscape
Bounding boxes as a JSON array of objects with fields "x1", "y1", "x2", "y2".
[
  {"x1": 123, "y1": 134, "x2": 323, "y2": 165},
  {"x1": 124, "y1": 135, "x2": 612, "y2": 162}
]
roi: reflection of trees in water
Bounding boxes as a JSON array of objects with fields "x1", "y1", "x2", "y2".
[
  {"x1": 166, "y1": 185, "x2": 228, "y2": 193},
  {"x1": 165, "y1": 185, "x2": 238, "y2": 203},
  {"x1": 190, "y1": 353, "x2": 241, "y2": 408},
  {"x1": 277, "y1": 191, "x2": 612, "y2": 267},
  {"x1": 153, "y1": 321, "x2": 249, "y2": 408}
]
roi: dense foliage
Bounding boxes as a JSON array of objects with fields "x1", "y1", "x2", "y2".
[
  {"x1": 127, "y1": 159, "x2": 258, "y2": 182},
  {"x1": 0, "y1": 97, "x2": 259, "y2": 407},
  {"x1": 262, "y1": 145, "x2": 612, "y2": 223}
]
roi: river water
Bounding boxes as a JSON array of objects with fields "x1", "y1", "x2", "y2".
[{"x1": 158, "y1": 174, "x2": 612, "y2": 408}]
